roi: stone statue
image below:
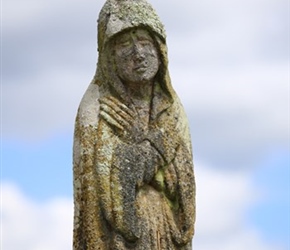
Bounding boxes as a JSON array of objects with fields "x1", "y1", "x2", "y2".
[{"x1": 73, "y1": 0, "x2": 196, "y2": 249}]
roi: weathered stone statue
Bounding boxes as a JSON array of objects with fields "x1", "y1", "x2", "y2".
[{"x1": 73, "y1": 0, "x2": 196, "y2": 249}]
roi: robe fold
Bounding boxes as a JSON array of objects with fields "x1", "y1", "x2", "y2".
[{"x1": 73, "y1": 81, "x2": 195, "y2": 249}]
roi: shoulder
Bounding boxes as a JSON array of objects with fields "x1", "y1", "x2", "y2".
[{"x1": 77, "y1": 83, "x2": 100, "y2": 128}]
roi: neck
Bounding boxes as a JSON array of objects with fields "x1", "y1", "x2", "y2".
[{"x1": 126, "y1": 81, "x2": 153, "y2": 101}]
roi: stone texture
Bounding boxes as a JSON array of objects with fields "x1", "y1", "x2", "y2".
[{"x1": 73, "y1": 0, "x2": 196, "y2": 249}]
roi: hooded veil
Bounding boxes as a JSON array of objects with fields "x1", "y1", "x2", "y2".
[{"x1": 73, "y1": 0, "x2": 195, "y2": 249}]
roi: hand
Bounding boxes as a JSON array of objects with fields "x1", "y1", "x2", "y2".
[{"x1": 99, "y1": 96, "x2": 142, "y2": 142}]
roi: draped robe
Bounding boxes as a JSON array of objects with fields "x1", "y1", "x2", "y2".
[{"x1": 73, "y1": 80, "x2": 195, "y2": 249}]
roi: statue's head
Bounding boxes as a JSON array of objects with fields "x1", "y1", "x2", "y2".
[{"x1": 95, "y1": 0, "x2": 175, "y2": 102}]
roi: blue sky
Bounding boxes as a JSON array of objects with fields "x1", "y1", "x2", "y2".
[
  {"x1": 2, "y1": 134, "x2": 74, "y2": 200},
  {"x1": 1, "y1": 0, "x2": 289, "y2": 249},
  {"x1": 250, "y1": 149, "x2": 289, "y2": 245}
]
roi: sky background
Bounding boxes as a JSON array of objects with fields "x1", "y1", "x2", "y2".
[{"x1": 1, "y1": 0, "x2": 289, "y2": 249}]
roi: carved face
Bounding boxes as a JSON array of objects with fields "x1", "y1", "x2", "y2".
[{"x1": 114, "y1": 28, "x2": 160, "y2": 86}]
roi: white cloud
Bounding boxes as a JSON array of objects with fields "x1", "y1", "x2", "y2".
[
  {"x1": 2, "y1": 68, "x2": 90, "y2": 141},
  {"x1": 2, "y1": 183, "x2": 73, "y2": 250},
  {"x1": 1, "y1": 164, "x2": 285, "y2": 250},
  {"x1": 194, "y1": 163, "x2": 285, "y2": 250},
  {"x1": 2, "y1": 0, "x2": 288, "y2": 166},
  {"x1": 170, "y1": 61, "x2": 289, "y2": 166},
  {"x1": 1, "y1": 1, "x2": 288, "y2": 249}
]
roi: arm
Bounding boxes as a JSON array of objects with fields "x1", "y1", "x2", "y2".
[{"x1": 97, "y1": 97, "x2": 164, "y2": 241}]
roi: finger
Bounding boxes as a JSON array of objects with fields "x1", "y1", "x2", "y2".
[
  {"x1": 106, "y1": 96, "x2": 136, "y2": 118},
  {"x1": 99, "y1": 110, "x2": 124, "y2": 131},
  {"x1": 100, "y1": 104, "x2": 131, "y2": 130},
  {"x1": 100, "y1": 98, "x2": 134, "y2": 125}
]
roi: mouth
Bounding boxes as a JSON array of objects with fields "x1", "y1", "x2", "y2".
[{"x1": 134, "y1": 64, "x2": 147, "y2": 73}]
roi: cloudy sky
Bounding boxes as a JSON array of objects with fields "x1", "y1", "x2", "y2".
[{"x1": 2, "y1": 0, "x2": 289, "y2": 249}]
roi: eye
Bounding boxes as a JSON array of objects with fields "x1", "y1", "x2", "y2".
[
  {"x1": 116, "y1": 33, "x2": 132, "y2": 47},
  {"x1": 117, "y1": 39, "x2": 131, "y2": 47},
  {"x1": 138, "y1": 39, "x2": 153, "y2": 47}
]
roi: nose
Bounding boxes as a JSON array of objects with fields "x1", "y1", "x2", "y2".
[{"x1": 133, "y1": 42, "x2": 145, "y2": 59}]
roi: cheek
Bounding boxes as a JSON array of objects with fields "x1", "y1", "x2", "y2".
[
  {"x1": 146, "y1": 48, "x2": 159, "y2": 62},
  {"x1": 115, "y1": 55, "x2": 133, "y2": 72},
  {"x1": 147, "y1": 52, "x2": 160, "y2": 69}
]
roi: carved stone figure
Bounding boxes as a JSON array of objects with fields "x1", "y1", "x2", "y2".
[{"x1": 73, "y1": 0, "x2": 196, "y2": 249}]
